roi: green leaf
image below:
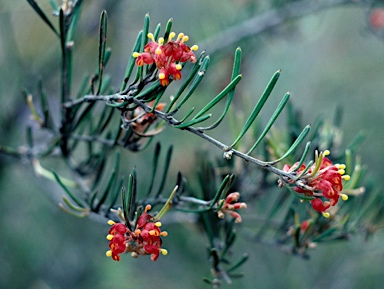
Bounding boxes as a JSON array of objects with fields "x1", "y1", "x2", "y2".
[
  {"x1": 38, "y1": 80, "x2": 54, "y2": 130},
  {"x1": 95, "y1": 105, "x2": 114, "y2": 135},
  {"x1": 198, "y1": 47, "x2": 242, "y2": 131},
  {"x1": 122, "y1": 173, "x2": 136, "y2": 230},
  {"x1": 231, "y1": 70, "x2": 280, "y2": 148},
  {"x1": 62, "y1": 196, "x2": 89, "y2": 213},
  {"x1": 163, "y1": 18, "x2": 173, "y2": 42},
  {"x1": 173, "y1": 114, "x2": 212, "y2": 129},
  {"x1": 94, "y1": 170, "x2": 116, "y2": 212},
  {"x1": 247, "y1": 92, "x2": 290, "y2": 154},
  {"x1": 26, "y1": 0, "x2": 59, "y2": 36},
  {"x1": 121, "y1": 186, "x2": 131, "y2": 231},
  {"x1": 174, "y1": 55, "x2": 210, "y2": 111},
  {"x1": 135, "y1": 82, "x2": 163, "y2": 99},
  {"x1": 94, "y1": 151, "x2": 119, "y2": 211},
  {"x1": 142, "y1": 14, "x2": 150, "y2": 51},
  {"x1": 227, "y1": 254, "x2": 249, "y2": 273},
  {"x1": 53, "y1": 171, "x2": 84, "y2": 208},
  {"x1": 312, "y1": 228, "x2": 337, "y2": 242},
  {"x1": 155, "y1": 185, "x2": 178, "y2": 221},
  {"x1": 97, "y1": 10, "x2": 108, "y2": 95},
  {"x1": 155, "y1": 145, "x2": 173, "y2": 198},
  {"x1": 193, "y1": 75, "x2": 242, "y2": 120},
  {"x1": 121, "y1": 31, "x2": 143, "y2": 91},
  {"x1": 153, "y1": 23, "x2": 161, "y2": 40},
  {"x1": 178, "y1": 107, "x2": 196, "y2": 123},
  {"x1": 267, "y1": 125, "x2": 311, "y2": 164},
  {"x1": 106, "y1": 177, "x2": 124, "y2": 215},
  {"x1": 293, "y1": 142, "x2": 311, "y2": 172},
  {"x1": 166, "y1": 51, "x2": 206, "y2": 113}
]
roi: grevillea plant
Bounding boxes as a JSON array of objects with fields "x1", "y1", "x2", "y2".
[{"x1": 1, "y1": 0, "x2": 384, "y2": 287}]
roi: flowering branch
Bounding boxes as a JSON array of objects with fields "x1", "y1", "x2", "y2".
[{"x1": 1, "y1": 2, "x2": 383, "y2": 288}]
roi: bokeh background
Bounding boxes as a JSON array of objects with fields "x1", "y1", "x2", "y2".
[{"x1": 1, "y1": 1, "x2": 384, "y2": 288}]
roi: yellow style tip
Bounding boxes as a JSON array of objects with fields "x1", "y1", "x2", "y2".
[
  {"x1": 342, "y1": 175, "x2": 350, "y2": 181},
  {"x1": 169, "y1": 32, "x2": 176, "y2": 40},
  {"x1": 159, "y1": 73, "x2": 166, "y2": 80},
  {"x1": 322, "y1": 212, "x2": 330, "y2": 218},
  {"x1": 340, "y1": 193, "x2": 349, "y2": 201}
]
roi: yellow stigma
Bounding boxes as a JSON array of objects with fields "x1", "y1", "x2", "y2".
[
  {"x1": 342, "y1": 175, "x2": 350, "y2": 181},
  {"x1": 149, "y1": 229, "x2": 160, "y2": 236},
  {"x1": 335, "y1": 164, "x2": 346, "y2": 170},
  {"x1": 181, "y1": 35, "x2": 189, "y2": 43},
  {"x1": 147, "y1": 33, "x2": 155, "y2": 41},
  {"x1": 155, "y1": 221, "x2": 162, "y2": 227},
  {"x1": 340, "y1": 193, "x2": 348, "y2": 201},
  {"x1": 169, "y1": 32, "x2": 176, "y2": 40},
  {"x1": 191, "y1": 45, "x2": 198, "y2": 51},
  {"x1": 132, "y1": 52, "x2": 140, "y2": 58},
  {"x1": 175, "y1": 64, "x2": 182, "y2": 70},
  {"x1": 145, "y1": 204, "x2": 152, "y2": 212},
  {"x1": 323, "y1": 150, "x2": 330, "y2": 156},
  {"x1": 106, "y1": 250, "x2": 112, "y2": 257},
  {"x1": 160, "y1": 249, "x2": 168, "y2": 256},
  {"x1": 158, "y1": 37, "x2": 164, "y2": 45},
  {"x1": 177, "y1": 33, "x2": 184, "y2": 40},
  {"x1": 134, "y1": 229, "x2": 141, "y2": 236},
  {"x1": 108, "y1": 220, "x2": 115, "y2": 226},
  {"x1": 338, "y1": 169, "x2": 345, "y2": 175},
  {"x1": 322, "y1": 212, "x2": 330, "y2": 218},
  {"x1": 155, "y1": 47, "x2": 162, "y2": 55},
  {"x1": 159, "y1": 73, "x2": 166, "y2": 80},
  {"x1": 160, "y1": 231, "x2": 168, "y2": 237},
  {"x1": 106, "y1": 234, "x2": 114, "y2": 240}
]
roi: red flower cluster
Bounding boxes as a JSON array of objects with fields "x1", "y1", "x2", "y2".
[
  {"x1": 283, "y1": 150, "x2": 350, "y2": 217},
  {"x1": 133, "y1": 32, "x2": 198, "y2": 86},
  {"x1": 106, "y1": 205, "x2": 168, "y2": 261},
  {"x1": 217, "y1": 192, "x2": 247, "y2": 223}
]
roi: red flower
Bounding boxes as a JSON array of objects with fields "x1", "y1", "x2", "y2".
[
  {"x1": 283, "y1": 150, "x2": 350, "y2": 217},
  {"x1": 106, "y1": 205, "x2": 168, "y2": 261},
  {"x1": 133, "y1": 32, "x2": 198, "y2": 86},
  {"x1": 217, "y1": 192, "x2": 247, "y2": 223}
]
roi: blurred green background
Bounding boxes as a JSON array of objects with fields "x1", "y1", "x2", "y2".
[{"x1": 1, "y1": 1, "x2": 384, "y2": 288}]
